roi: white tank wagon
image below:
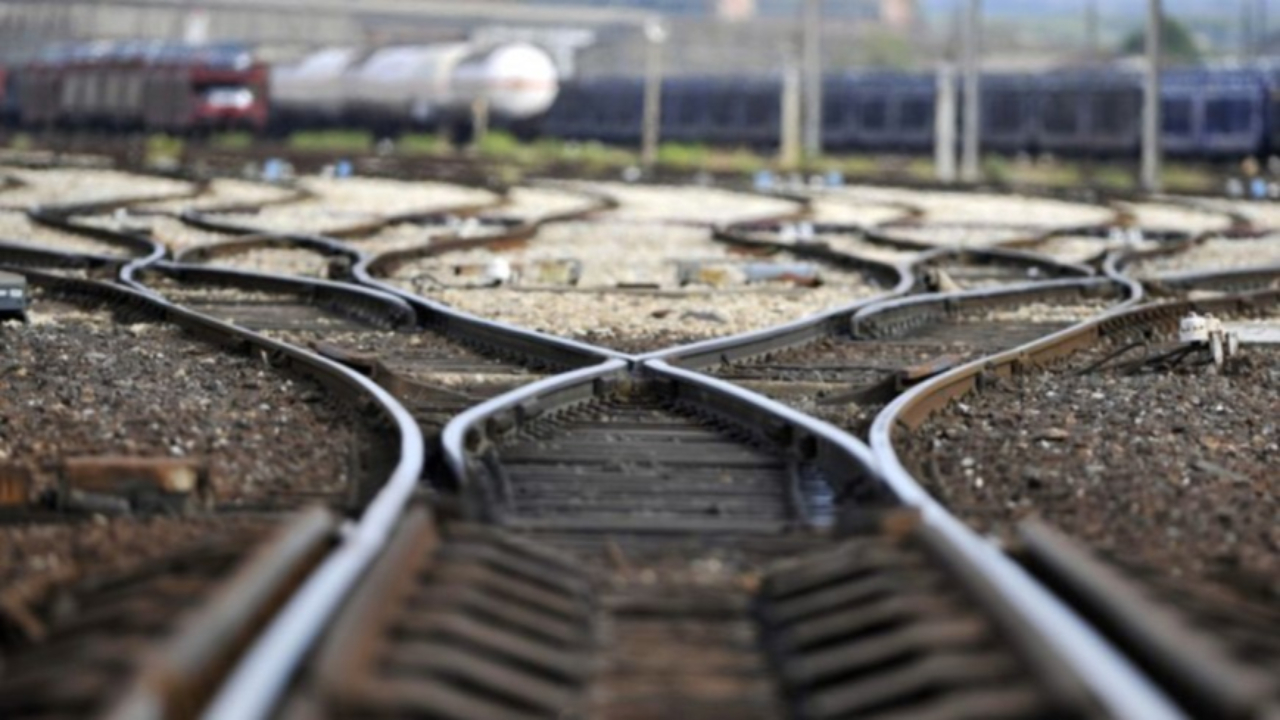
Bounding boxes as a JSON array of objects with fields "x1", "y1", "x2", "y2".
[
  {"x1": 270, "y1": 47, "x2": 364, "y2": 127},
  {"x1": 269, "y1": 41, "x2": 561, "y2": 137}
]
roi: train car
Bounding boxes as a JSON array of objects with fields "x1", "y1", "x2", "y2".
[
  {"x1": 0, "y1": 66, "x2": 16, "y2": 125},
  {"x1": 343, "y1": 44, "x2": 472, "y2": 132},
  {"x1": 844, "y1": 72, "x2": 935, "y2": 152},
  {"x1": 541, "y1": 76, "x2": 642, "y2": 144},
  {"x1": 736, "y1": 77, "x2": 784, "y2": 147},
  {"x1": 270, "y1": 47, "x2": 365, "y2": 129},
  {"x1": 16, "y1": 41, "x2": 268, "y2": 133},
  {"x1": 981, "y1": 73, "x2": 1038, "y2": 153},
  {"x1": 453, "y1": 42, "x2": 560, "y2": 130},
  {"x1": 0, "y1": 271, "x2": 28, "y2": 321},
  {"x1": 1033, "y1": 70, "x2": 1140, "y2": 156},
  {"x1": 1193, "y1": 68, "x2": 1269, "y2": 158},
  {"x1": 272, "y1": 41, "x2": 559, "y2": 137}
]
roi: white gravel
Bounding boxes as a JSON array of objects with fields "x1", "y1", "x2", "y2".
[
  {"x1": 384, "y1": 217, "x2": 887, "y2": 348},
  {"x1": 202, "y1": 177, "x2": 499, "y2": 235},
  {"x1": 389, "y1": 220, "x2": 881, "y2": 292},
  {"x1": 831, "y1": 186, "x2": 1115, "y2": 229},
  {"x1": 743, "y1": 227, "x2": 919, "y2": 266},
  {"x1": 433, "y1": 221, "x2": 716, "y2": 288},
  {"x1": 1030, "y1": 234, "x2": 1162, "y2": 264},
  {"x1": 1116, "y1": 200, "x2": 1234, "y2": 235},
  {"x1": 1186, "y1": 198, "x2": 1280, "y2": 232},
  {"x1": 1133, "y1": 235, "x2": 1280, "y2": 276},
  {"x1": 205, "y1": 247, "x2": 332, "y2": 278},
  {"x1": 134, "y1": 179, "x2": 299, "y2": 214},
  {"x1": 807, "y1": 195, "x2": 914, "y2": 226},
  {"x1": 342, "y1": 222, "x2": 451, "y2": 259},
  {"x1": 875, "y1": 223, "x2": 1039, "y2": 249},
  {"x1": 0, "y1": 210, "x2": 134, "y2": 257},
  {"x1": 967, "y1": 301, "x2": 1113, "y2": 323},
  {"x1": 0, "y1": 167, "x2": 194, "y2": 209},
  {"x1": 564, "y1": 181, "x2": 800, "y2": 224},
  {"x1": 484, "y1": 186, "x2": 601, "y2": 222},
  {"x1": 423, "y1": 285, "x2": 881, "y2": 349},
  {"x1": 73, "y1": 215, "x2": 238, "y2": 255}
]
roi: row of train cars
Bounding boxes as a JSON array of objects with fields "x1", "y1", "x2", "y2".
[{"x1": 4, "y1": 39, "x2": 1280, "y2": 160}]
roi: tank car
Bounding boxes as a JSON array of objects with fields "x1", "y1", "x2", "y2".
[
  {"x1": 0, "y1": 271, "x2": 28, "y2": 321},
  {"x1": 270, "y1": 41, "x2": 560, "y2": 138}
]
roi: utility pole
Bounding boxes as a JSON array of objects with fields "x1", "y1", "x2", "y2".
[
  {"x1": 960, "y1": 0, "x2": 982, "y2": 183},
  {"x1": 935, "y1": 63, "x2": 958, "y2": 183},
  {"x1": 802, "y1": 0, "x2": 823, "y2": 158},
  {"x1": 1142, "y1": 0, "x2": 1163, "y2": 193},
  {"x1": 641, "y1": 18, "x2": 666, "y2": 169},
  {"x1": 780, "y1": 44, "x2": 803, "y2": 170}
]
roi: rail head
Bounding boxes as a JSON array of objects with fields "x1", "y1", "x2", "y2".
[
  {"x1": 9, "y1": 271, "x2": 438, "y2": 720},
  {"x1": 140, "y1": 261, "x2": 419, "y2": 331},
  {"x1": 851, "y1": 276, "x2": 1125, "y2": 339},
  {"x1": 868, "y1": 369, "x2": 1188, "y2": 719},
  {"x1": 441, "y1": 359, "x2": 632, "y2": 518},
  {"x1": 866, "y1": 289, "x2": 1280, "y2": 719},
  {"x1": 648, "y1": 359, "x2": 887, "y2": 510},
  {"x1": 1142, "y1": 264, "x2": 1280, "y2": 297}
]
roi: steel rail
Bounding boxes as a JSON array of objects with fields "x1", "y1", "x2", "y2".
[{"x1": 866, "y1": 290, "x2": 1280, "y2": 719}]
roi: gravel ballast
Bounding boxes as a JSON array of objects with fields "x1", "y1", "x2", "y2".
[
  {"x1": 1133, "y1": 235, "x2": 1280, "y2": 276},
  {"x1": 1, "y1": 300, "x2": 373, "y2": 508},
  {"x1": 832, "y1": 186, "x2": 1115, "y2": 229},
  {"x1": 898, "y1": 341, "x2": 1280, "y2": 608},
  {"x1": 0, "y1": 167, "x2": 194, "y2": 209},
  {"x1": 204, "y1": 177, "x2": 499, "y2": 235},
  {"x1": 567, "y1": 181, "x2": 800, "y2": 224},
  {"x1": 0, "y1": 211, "x2": 137, "y2": 257},
  {"x1": 1117, "y1": 200, "x2": 1235, "y2": 235}
]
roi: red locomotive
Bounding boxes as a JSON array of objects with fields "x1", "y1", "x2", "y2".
[{"x1": 16, "y1": 41, "x2": 268, "y2": 133}]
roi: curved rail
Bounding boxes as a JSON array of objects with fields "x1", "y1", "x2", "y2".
[
  {"x1": 870, "y1": 287, "x2": 1280, "y2": 718},
  {"x1": 1, "y1": 266, "x2": 426, "y2": 716}
]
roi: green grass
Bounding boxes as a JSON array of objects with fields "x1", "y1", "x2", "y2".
[
  {"x1": 1089, "y1": 165, "x2": 1138, "y2": 192},
  {"x1": 656, "y1": 142, "x2": 711, "y2": 170},
  {"x1": 397, "y1": 133, "x2": 446, "y2": 155},
  {"x1": 476, "y1": 130, "x2": 523, "y2": 159},
  {"x1": 287, "y1": 130, "x2": 373, "y2": 153},
  {"x1": 7, "y1": 133, "x2": 33, "y2": 151},
  {"x1": 211, "y1": 131, "x2": 255, "y2": 151},
  {"x1": 145, "y1": 134, "x2": 184, "y2": 166},
  {"x1": 1163, "y1": 162, "x2": 1217, "y2": 193}
]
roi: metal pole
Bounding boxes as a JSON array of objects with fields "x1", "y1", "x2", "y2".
[
  {"x1": 935, "y1": 63, "x2": 958, "y2": 183},
  {"x1": 960, "y1": 0, "x2": 982, "y2": 183},
  {"x1": 1142, "y1": 0, "x2": 1163, "y2": 193},
  {"x1": 802, "y1": 0, "x2": 823, "y2": 158},
  {"x1": 641, "y1": 19, "x2": 666, "y2": 169},
  {"x1": 780, "y1": 44, "x2": 803, "y2": 169},
  {"x1": 471, "y1": 98, "x2": 490, "y2": 148}
]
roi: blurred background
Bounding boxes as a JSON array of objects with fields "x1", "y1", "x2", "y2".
[{"x1": 0, "y1": 1, "x2": 1275, "y2": 193}]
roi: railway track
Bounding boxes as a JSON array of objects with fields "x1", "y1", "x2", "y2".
[
  {"x1": 258, "y1": 361, "x2": 1156, "y2": 720},
  {"x1": 135, "y1": 263, "x2": 610, "y2": 469},
  {"x1": 2, "y1": 151, "x2": 1273, "y2": 719},
  {"x1": 874, "y1": 274, "x2": 1280, "y2": 719},
  {"x1": 660, "y1": 279, "x2": 1127, "y2": 440},
  {"x1": 367, "y1": 213, "x2": 907, "y2": 355},
  {"x1": 0, "y1": 269, "x2": 421, "y2": 716}
]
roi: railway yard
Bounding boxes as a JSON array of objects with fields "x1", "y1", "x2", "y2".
[{"x1": 0, "y1": 148, "x2": 1277, "y2": 720}]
